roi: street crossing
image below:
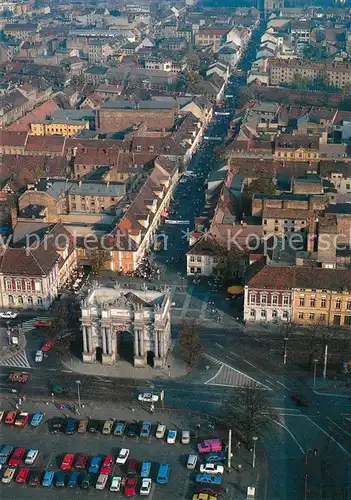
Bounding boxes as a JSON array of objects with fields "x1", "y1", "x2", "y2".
[{"x1": 0, "y1": 350, "x2": 31, "y2": 368}]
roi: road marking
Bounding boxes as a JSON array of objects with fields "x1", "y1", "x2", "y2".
[
  {"x1": 229, "y1": 351, "x2": 240, "y2": 357},
  {"x1": 274, "y1": 380, "x2": 290, "y2": 390},
  {"x1": 215, "y1": 342, "x2": 224, "y2": 348},
  {"x1": 244, "y1": 359, "x2": 256, "y2": 368},
  {"x1": 305, "y1": 416, "x2": 351, "y2": 458},
  {"x1": 204, "y1": 364, "x2": 224, "y2": 385},
  {"x1": 327, "y1": 417, "x2": 351, "y2": 438},
  {"x1": 272, "y1": 419, "x2": 305, "y2": 454}
]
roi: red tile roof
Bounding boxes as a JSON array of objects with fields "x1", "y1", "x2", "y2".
[
  {"x1": 0, "y1": 130, "x2": 27, "y2": 147},
  {"x1": 7, "y1": 100, "x2": 59, "y2": 132}
]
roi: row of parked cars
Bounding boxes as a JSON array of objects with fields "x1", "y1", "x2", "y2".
[
  {"x1": 48, "y1": 417, "x2": 191, "y2": 444},
  {"x1": 189, "y1": 440, "x2": 227, "y2": 500},
  {"x1": 0, "y1": 411, "x2": 44, "y2": 427}
]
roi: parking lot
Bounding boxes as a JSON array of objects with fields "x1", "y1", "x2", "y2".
[{"x1": 0, "y1": 414, "x2": 233, "y2": 500}]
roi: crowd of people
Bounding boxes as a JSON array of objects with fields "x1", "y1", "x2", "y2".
[{"x1": 118, "y1": 257, "x2": 161, "y2": 281}]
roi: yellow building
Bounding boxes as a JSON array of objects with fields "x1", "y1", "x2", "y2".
[
  {"x1": 274, "y1": 134, "x2": 320, "y2": 162},
  {"x1": 30, "y1": 119, "x2": 89, "y2": 137}
]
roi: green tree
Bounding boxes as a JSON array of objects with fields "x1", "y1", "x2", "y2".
[
  {"x1": 246, "y1": 178, "x2": 276, "y2": 196},
  {"x1": 224, "y1": 382, "x2": 276, "y2": 443},
  {"x1": 291, "y1": 73, "x2": 310, "y2": 90},
  {"x1": 177, "y1": 319, "x2": 202, "y2": 367},
  {"x1": 216, "y1": 249, "x2": 246, "y2": 281}
]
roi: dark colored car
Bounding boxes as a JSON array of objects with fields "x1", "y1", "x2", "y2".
[
  {"x1": 194, "y1": 484, "x2": 222, "y2": 497},
  {"x1": 126, "y1": 459, "x2": 139, "y2": 476},
  {"x1": 81, "y1": 473, "x2": 91, "y2": 489},
  {"x1": 75, "y1": 453, "x2": 89, "y2": 469},
  {"x1": 68, "y1": 471, "x2": 80, "y2": 488},
  {"x1": 126, "y1": 422, "x2": 139, "y2": 437},
  {"x1": 28, "y1": 469, "x2": 41, "y2": 486},
  {"x1": 88, "y1": 420, "x2": 101, "y2": 433},
  {"x1": 204, "y1": 452, "x2": 227, "y2": 463},
  {"x1": 55, "y1": 471, "x2": 66, "y2": 487},
  {"x1": 65, "y1": 418, "x2": 77, "y2": 435},
  {"x1": 49, "y1": 417, "x2": 65, "y2": 433}
]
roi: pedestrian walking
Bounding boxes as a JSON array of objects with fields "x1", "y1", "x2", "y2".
[{"x1": 150, "y1": 403, "x2": 154, "y2": 414}]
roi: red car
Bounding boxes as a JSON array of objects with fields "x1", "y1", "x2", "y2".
[
  {"x1": 100, "y1": 455, "x2": 114, "y2": 474},
  {"x1": 5, "y1": 411, "x2": 17, "y2": 425},
  {"x1": 124, "y1": 477, "x2": 137, "y2": 497},
  {"x1": 9, "y1": 447, "x2": 25, "y2": 467},
  {"x1": 41, "y1": 340, "x2": 56, "y2": 352},
  {"x1": 75, "y1": 453, "x2": 89, "y2": 469},
  {"x1": 15, "y1": 467, "x2": 29, "y2": 484},
  {"x1": 34, "y1": 320, "x2": 54, "y2": 328},
  {"x1": 14, "y1": 412, "x2": 29, "y2": 427},
  {"x1": 60, "y1": 453, "x2": 75, "y2": 470}
]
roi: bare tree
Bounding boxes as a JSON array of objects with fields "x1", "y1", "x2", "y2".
[
  {"x1": 303, "y1": 320, "x2": 331, "y2": 372},
  {"x1": 224, "y1": 382, "x2": 276, "y2": 443},
  {"x1": 87, "y1": 248, "x2": 110, "y2": 275},
  {"x1": 177, "y1": 319, "x2": 202, "y2": 367}
]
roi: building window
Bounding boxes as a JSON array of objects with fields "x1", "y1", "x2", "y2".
[
  {"x1": 26, "y1": 281, "x2": 31, "y2": 291},
  {"x1": 310, "y1": 296, "x2": 316, "y2": 307},
  {"x1": 196, "y1": 256, "x2": 201, "y2": 263},
  {"x1": 35, "y1": 281, "x2": 41, "y2": 292},
  {"x1": 335, "y1": 299, "x2": 342, "y2": 310},
  {"x1": 9, "y1": 295, "x2": 14, "y2": 304},
  {"x1": 16, "y1": 280, "x2": 21, "y2": 291},
  {"x1": 320, "y1": 297, "x2": 327, "y2": 308},
  {"x1": 37, "y1": 297, "x2": 43, "y2": 305},
  {"x1": 18, "y1": 296, "x2": 23, "y2": 304},
  {"x1": 283, "y1": 295, "x2": 290, "y2": 306},
  {"x1": 272, "y1": 295, "x2": 278, "y2": 306},
  {"x1": 299, "y1": 296, "x2": 305, "y2": 307},
  {"x1": 28, "y1": 297, "x2": 33, "y2": 305},
  {"x1": 298, "y1": 311, "x2": 304, "y2": 320},
  {"x1": 282, "y1": 311, "x2": 289, "y2": 319},
  {"x1": 272, "y1": 310, "x2": 278, "y2": 318},
  {"x1": 6, "y1": 280, "x2": 12, "y2": 291},
  {"x1": 261, "y1": 310, "x2": 267, "y2": 319},
  {"x1": 250, "y1": 309, "x2": 256, "y2": 318},
  {"x1": 190, "y1": 256, "x2": 195, "y2": 262},
  {"x1": 249, "y1": 294, "x2": 256, "y2": 305},
  {"x1": 261, "y1": 294, "x2": 267, "y2": 305},
  {"x1": 309, "y1": 312, "x2": 315, "y2": 321},
  {"x1": 347, "y1": 300, "x2": 351, "y2": 310},
  {"x1": 319, "y1": 314, "x2": 326, "y2": 323}
]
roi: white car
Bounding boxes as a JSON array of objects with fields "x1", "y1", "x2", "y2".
[
  {"x1": 199, "y1": 463, "x2": 224, "y2": 475},
  {"x1": 25, "y1": 449, "x2": 39, "y2": 465},
  {"x1": 140, "y1": 478, "x2": 152, "y2": 496},
  {"x1": 167, "y1": 429, "x2": 177, "y2": 444},
  {"x1": 181, "y1": 430, "x2": 190, "y2": 444},
  {"x1": 0, "y1": 311, "x2": 17, "y2": 319},
  {"x1": 138, "y1": 392, "x2": 159, "y2": 403},
  {"x1": 156, "y1": 423, "x2": 166, "y2": 439},
  {"x1": 116, "y1": 448, "x2": 130, "y2": 465},
  {"x1": 110, "y1": 476, "x2": 122, "y2": 492},
  {"x1": 35, "y1": 350, "x2": 43, "y2": 363}
]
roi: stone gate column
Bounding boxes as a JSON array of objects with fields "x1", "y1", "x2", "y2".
[
  {"x1": 134, "y1": 330, "x2": 140, "y2": 357},
  {"x1": 102, "y1": 327, "x2": 107, "y2": 355},
  {"x1": 82, "y1": 326, "x2": 87, "y2": 352},
  {"x1": 83, "y1": 325, "x2": 95, "y2": 364},
  {"x1": 154, "y1": 330, "x2": 159, "y2": 358}
]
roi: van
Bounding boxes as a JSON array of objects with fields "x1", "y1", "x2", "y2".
[
  {"x1": 95, "y1": 473, "x2": 108, "y2": 490},
  {"x1": 197, "y1": 439, "x2": 222, "y2": 454},
  {"x1": 181, "y1": 430, "x2": 190, "y2": 444},
  {"x1": 187, "y1": 454, "x2": 198, "y2": 470},
  {"x1": 156, "y1": 463, "x2": 170, "y2": 484}
]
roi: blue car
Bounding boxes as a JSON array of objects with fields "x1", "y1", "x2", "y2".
[
  {"x1": 140, "y1": 461, "x2": 152, "y2": 478},
  {"x1": 0, "y1": 446, "x2": 13, "y2": 466},
  {"x1": 30, "y1": 412, "x2": 44, "y2": 427},
  {"x1": 68, "y1": 471, "x2": 80, "y2": 488},
  {"x1": 88, "y1": 456, "x2": 101, "y2": 474},
  {"x1": 42, "y1": 471, "x2": 55, "y2": 487},
  {"x1": 204, "y1": 452, "x2": 227, "y2": 463},
  {"x1": 195, "y1": 473, "x2": 222, "y2": 485}
]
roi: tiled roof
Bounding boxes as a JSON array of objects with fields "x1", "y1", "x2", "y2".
[
  {"x1": 25, "y1": 135, "x2": 66, "y2": 154},
  {"x1": 0, "y1": 246, "x2": 59, "y2": 277},
  {"x1": 6, "y1": 100, "x2": 59, "y2": 132},
  {"x1": 0, "y1": 130, "x2": 27, "y2": 147}
]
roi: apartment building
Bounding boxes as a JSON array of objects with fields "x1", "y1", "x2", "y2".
[
  {"x1": 268, "y1": 59, "x2": 351, "y2": 89},
  {"x1": 88, "y1": 40, "x2": 113, "y2": 64},
  {"x1": 195, "y1": 28, "x2": 229, "y2": 49},
  {"x1": 30, "y1": 120, "x2": 89, "y2": 137},
  {"x1": 274, "y1": 134, "x2": 320, "y2": 161}
]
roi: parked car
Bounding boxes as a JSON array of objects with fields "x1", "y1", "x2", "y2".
[
  {"x1": 140, "y1": 461, "x2": 152, "y2": 478},
  {"x1": 88, "y1": 420, "x2": 100, "y2": 433},
  {"x1": 102, "y1": 419, "x2": 114, "y2": 435},
  {"x1": 35, "y1": 350, "x2": 43, "y2": 363},
  {"x1": 116, "y1": 448, "x2": 130, "y2": 465},
  {"x1": 75, "y1": 453, "x2": 89, "y2": 469},
  {"x1": 167, "y1": 430, "x2": 177, "y2": 444},
  {"x1": 199, "y1": 463, "x2": 224, "y2": 475},
  {"x1": 124, "y1": 477, "x2": 137, "y2": 497},
  {"x1": 49, "y1": 417, "x2": 65, "y2": 433},
  {"x1": 156, "y1": 463, "x2": 170, "y2": 484},
  {"x1": 60, "y1": 453, "x2": 75, "y2": 471},
  {"x1": 77, "y1": 419, "x2": 88, "y2": 434},
  {"x1": 181, "y1": 430, "x2": 190, "y2": 444},
  {"x1": 126, "y1": 459, "x2": 139, "y2": 476},
  {"x1": 34, "y1": 319, "x2": 54, "y2": 328},
  {"x1": 4, "y1": 411, "x2": 16, "y2": 425},
  {"x1": 197, "y1": 439, "x2": 222, "y2": 454},
  {"x1": 127, "y1": 422, "x2": 139, "y2": 437},
  {"x1": 8, "y1": 447, "x2": 25, "y2": 467},
  {"x1": 156, "y1": 423, "x2": 166, "y2": 439},
  {"x1": 140, "y1": 421, "x2": 152, "y2": 438},
  {"x1": 100, "y1": 455, "x2": 114, "y2": 474},
  {"x1": 81, "y1": 473, "x2": 91, "y2": 489},
  {"x1": 95, "y1": 473, "x2": 108, "y2": 490},
  {"x1": 68, "y1": 471, "x2": 80, "y2": 488},
  {"x1": 88, "y1": 456, "x2": 102, "y2": 474},
  {"x1": 15, "y1": 467, "x2": 29, "y2": 483},
  {"x1": 140, "y1": 477, "x2": 152, "y2": 496},
  {"x1": 113, "y1": 421, "x2": 126, "y2": 436},
  {"x1": 41, "y1": 340, "x2": 56, "y2": 352},
  {"x1": 25, "y1": 449, "x2": 39, "y2": 465},
  {"x1": 2, "y1": 467, "x2": 16, "y2": 483},
  {"x1": 110, "y1": 476, "x2": 122, "y2": 492},
  {"x1": 30, "y1": 412, "x2": 44, "y2": 427},
  {"x1": 42, "y1": 471, "x2": 55, "y2": 487},
  {"x1": 194, "y1": 484, "x2": 222, "y2": 497},
  {"x1": 138, "y1": 392, "x2": 159, "y2": 403},
  {"x1": 0, "y1": 411, "x2": 4, "y2": 422},
  {"x1": 204, "y1": 452, "x2": 226, "y2": 463},
  {"x1": 0, "y1": 446, "x2": 13, "y2": 467},
  {"x1": 187, "y1": 454, "x2": 198, "y2": 470},
  {"x1": 28, "y1": 469, "x2": 41, "y2": 486},
  {"x1": 195, "y1": 473, "x2": 222, "y2": 485},
  {"x1": 14, "y1": 412, "x2": 29, "y2": 427},
  {"x1": 0, "y1": 311, "x2": 17, "y2": 319},
  {"x1": 65, "y1": 418, "x2": 77, "y2": 435},
  {"x1": 55, "y1": 470, "x2": 66, "y2": 487}
]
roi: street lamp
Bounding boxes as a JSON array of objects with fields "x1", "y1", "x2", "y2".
[
  {"x1": 252, "y1": 436, "x2": 258, "y2": 468},
  {"x1": 283, "y1": 337, "x2": 289, "y2": 365},
  {"x1": 313, "y1": 359, "x2": 318, "y2": 389},
  {"x1": 75, "y1": 380, "x2": 81, "y2": 408}
]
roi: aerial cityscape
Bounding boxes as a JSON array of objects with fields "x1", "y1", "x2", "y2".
[{"x1": 0, "y1": 0, "x2": 351, "y2": 498}]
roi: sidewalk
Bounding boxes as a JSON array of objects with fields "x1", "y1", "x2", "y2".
[{"x1": 61, "y1": 351, "x2": 190, "y2": 380}]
